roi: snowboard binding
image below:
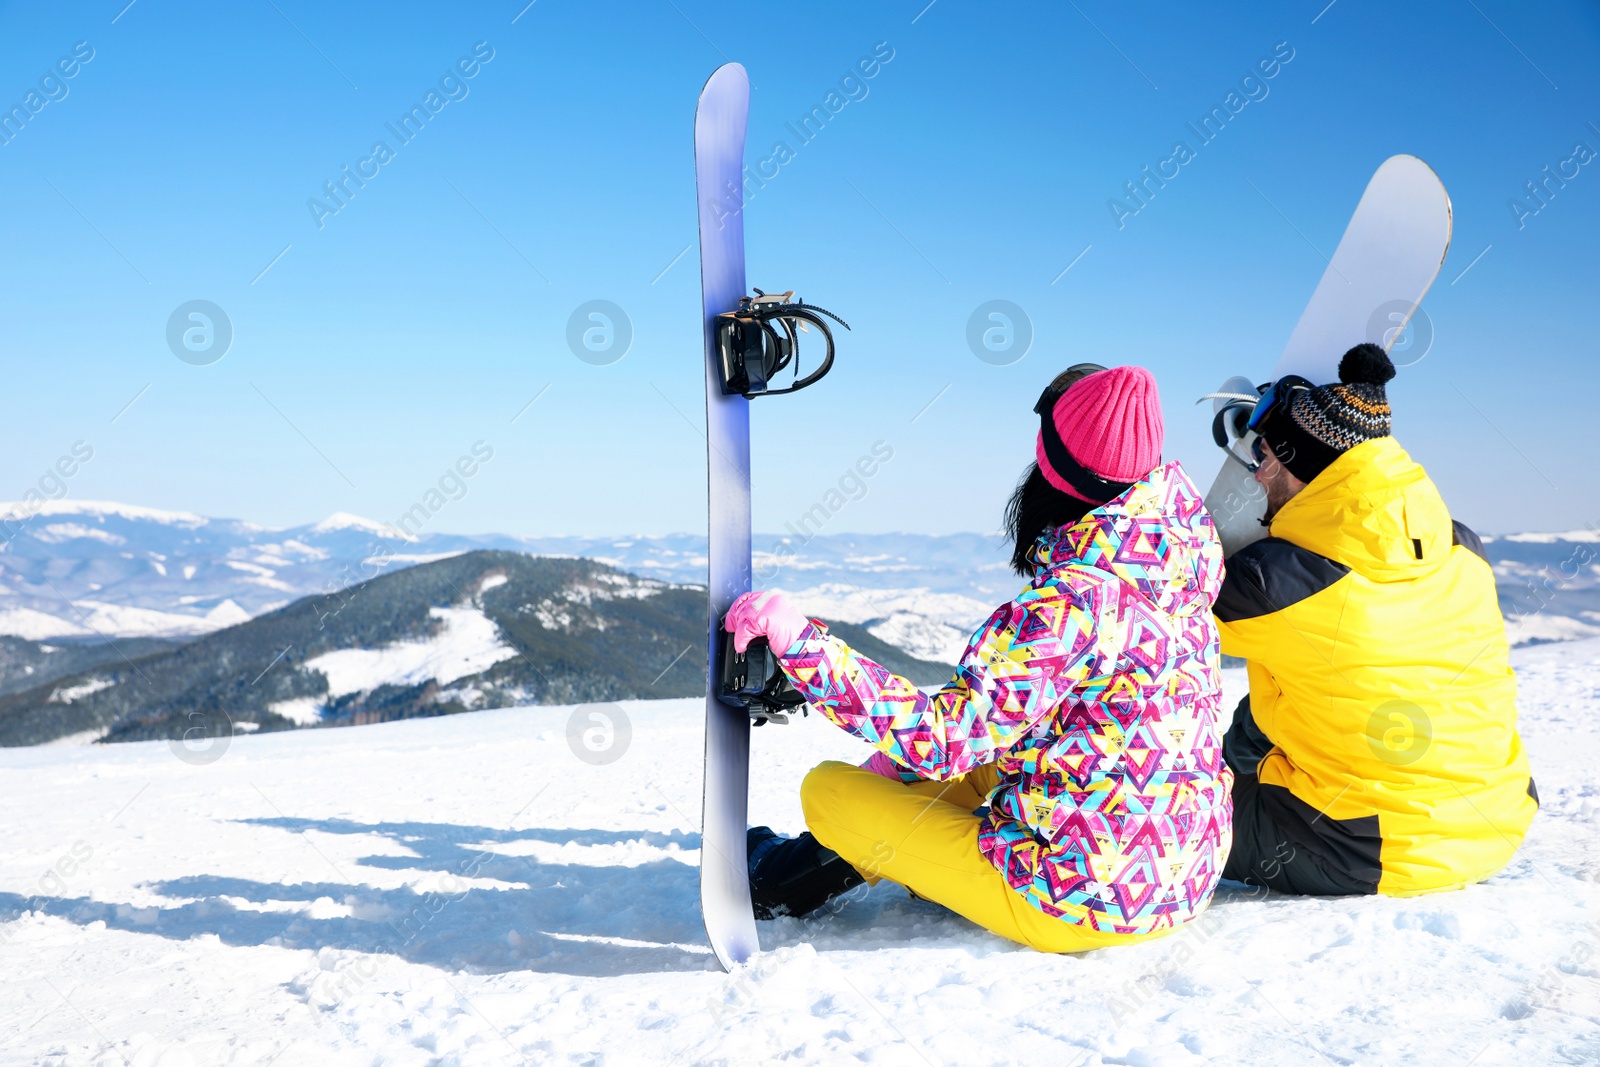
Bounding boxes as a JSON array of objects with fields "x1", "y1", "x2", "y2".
[
  {"x1": 714, "y1": 290, "x2": 848, "y2": 399},
  {"x1": 717, "y1": 628, "x2": 807, "y2": 726},
  {"x1": 1199, "y1": 376, "x2": 1267, "y2": 472}
]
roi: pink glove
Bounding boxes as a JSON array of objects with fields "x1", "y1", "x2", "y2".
[{"x1": 724, "y1": 590, "x2": 810, "y2": 655}]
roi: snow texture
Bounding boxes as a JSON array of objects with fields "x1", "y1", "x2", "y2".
[
  {"x1": 0, "y1": 500, "x2": 208, "y2": 526},
  {"x1": 0, "y1": 606, "x2": 94, "y2": 641},
  {"x1": 0, "y1": 641, "x2": 1596, "y2": 1065},
  {"x1": 0, "y1": 599, "x2": 250, "y2": 641},
  {"x1": 304, "y1": 607, "x2": 520, "y2": 700},
  {"x1": 267, "y1": 697, "x2": 325, "y2": 727}
]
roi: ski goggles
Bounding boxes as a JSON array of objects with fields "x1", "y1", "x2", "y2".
[
  {"x1": 1246, "y1": 374, "x2": 1315, "y2": 434},
  {"x1": 1033, "y1": 363, "x2": 1108, "y2": 417}
]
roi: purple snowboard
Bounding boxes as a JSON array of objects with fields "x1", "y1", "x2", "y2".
[{"x1": 695, "y1": 62, "x2": 757, "y2": 970}]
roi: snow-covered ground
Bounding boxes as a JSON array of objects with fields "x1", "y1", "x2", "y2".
[{"x1": 1, "y1": 643, "x2": 1596, "y2": 1066}]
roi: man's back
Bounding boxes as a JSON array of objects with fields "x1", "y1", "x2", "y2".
[{"x1": 1217, "y1": 435, "x2": 1536, "y2": 895}]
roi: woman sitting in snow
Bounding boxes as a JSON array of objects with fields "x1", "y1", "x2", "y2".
[{"x1": 727, "y1": 364, "x2": 1233, "y2": 951}]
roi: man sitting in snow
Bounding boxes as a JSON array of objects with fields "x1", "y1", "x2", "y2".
[{"x1": 1215, "y1": 342, "x2": 1537, "y2": 895}]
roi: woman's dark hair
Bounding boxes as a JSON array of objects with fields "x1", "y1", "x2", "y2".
[{"x1": 1004, "y1": 463, "x2": 1091, "y2": 576}]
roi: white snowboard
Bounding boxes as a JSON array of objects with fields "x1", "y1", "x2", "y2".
[{"x1": 1205, "y1": 154, "x2": 1452, "y2": 555}]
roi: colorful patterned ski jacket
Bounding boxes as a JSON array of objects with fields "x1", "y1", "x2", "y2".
[{"x1": 776, "y1": 461, "x2": 1232, "y2": 934}]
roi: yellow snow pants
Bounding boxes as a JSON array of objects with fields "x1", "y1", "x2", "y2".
[{"x1": 801, "y1": 760, "x2": 1169, "y2": 953}]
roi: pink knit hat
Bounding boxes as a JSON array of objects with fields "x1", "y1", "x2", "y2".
[{"x1": 1034, "y1": 365, "x2": 1165, "y2": 502}]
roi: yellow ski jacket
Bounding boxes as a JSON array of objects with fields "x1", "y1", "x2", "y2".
[{"x1": 1215, "y1": 436, "x2": 1536, "y2": 895}]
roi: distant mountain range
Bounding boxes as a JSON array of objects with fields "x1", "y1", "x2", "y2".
[
  {"x1": 0, "y1": 549, "x2": 950, "y2": 747},
  {"x1": 0, "y1": 501, "x2": 1591, "y2": 747},
  {"x1": 2, "y1": 501, "x2": 1594, "y2": 654},
  {"x1": 1473, "y1": 530, "x2": 1600, "y2": 644},
  {"x1": 0, "y1": 500, "x2": 1006, "y2": 663}
]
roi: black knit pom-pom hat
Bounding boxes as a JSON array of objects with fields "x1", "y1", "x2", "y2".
[{"x1": 1261, "y1": 343, "x2": 1396, "y2": 484}]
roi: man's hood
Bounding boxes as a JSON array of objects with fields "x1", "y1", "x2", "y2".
[
  {"x1": 1270, "y1": 436, "x2": 1455, "y2": 583},
  {"x1": 1029, "y1": 460, "x2": 1223, "y2": 617}
]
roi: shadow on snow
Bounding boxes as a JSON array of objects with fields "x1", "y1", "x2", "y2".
[
  {"x1": 1, "y1": 817, "x2": 722, "y2": 978},
  {"x1": 0, "y1": 815, "x2": 1101, "y2": 976}
]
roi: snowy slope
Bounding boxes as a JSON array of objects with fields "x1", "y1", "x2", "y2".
[
  {"x1": 303, "y1": 607, "x2": 519, "y2": 701},
  {"x1": 1, "y1": 642, "x2": 1595, "y2": 1065},
  {"x1": 0, "y1": 552, "x2": 714, "y2": 747}
]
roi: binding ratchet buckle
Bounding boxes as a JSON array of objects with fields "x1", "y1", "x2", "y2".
[
  {"x1": 715, "y1": 290, "x2": 848, "y2": 399},
  {"x1": 717, "y1": 628, "x2": 807, "y2": 726}
]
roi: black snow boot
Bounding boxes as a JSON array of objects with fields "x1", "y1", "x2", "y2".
[{"x1": 746, "y1": 826, "x2": 865, "y2": 920}]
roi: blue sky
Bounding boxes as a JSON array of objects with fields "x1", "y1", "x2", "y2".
[{"x1": 0, "y1": 0, "x2": 1595, "y2": 538}]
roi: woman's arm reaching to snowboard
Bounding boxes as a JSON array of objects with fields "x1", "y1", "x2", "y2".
[{"x1": 725, "y1": 586, "x2": 1104, "y2": 781}]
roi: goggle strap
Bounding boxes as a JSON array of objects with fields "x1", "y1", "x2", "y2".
[
  {"x1": 1247, "y1": 374, "x2": 1315, "y2": 432},
  {"x1": 1038, "y1": 409, "x2": 1133, "y2": 503}
]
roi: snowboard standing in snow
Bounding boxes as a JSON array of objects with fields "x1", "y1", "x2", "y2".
[
  {"x1": 694, "y1": 63, "x2": 846, "y2": 970},
  {"x1": 1204, "y1": 154, "x2": 1452, "y2": 555},
  {"x1": 695, "y1": 61, "x2": 757, "y2": 973}
]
